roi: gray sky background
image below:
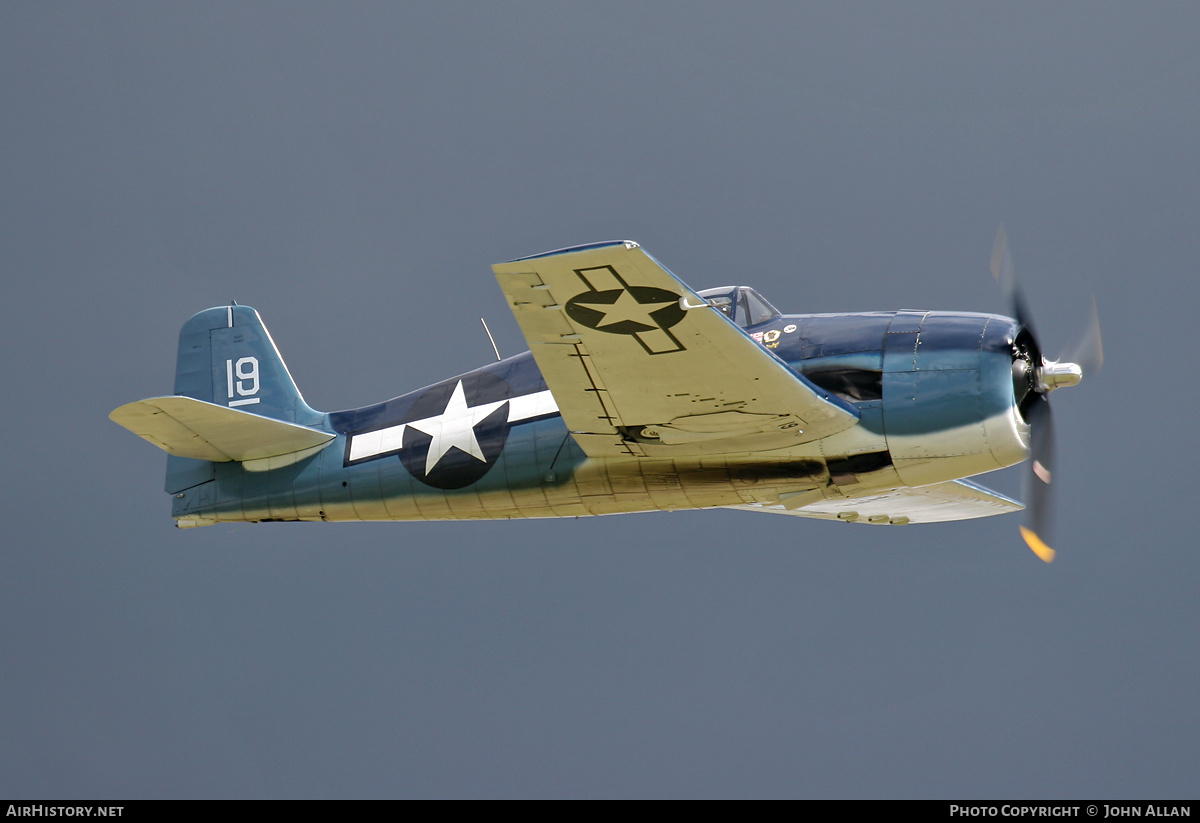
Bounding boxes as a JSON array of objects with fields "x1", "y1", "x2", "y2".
[{"x1": 2, "y1": 2, "x2": 1198, "y2": 798}]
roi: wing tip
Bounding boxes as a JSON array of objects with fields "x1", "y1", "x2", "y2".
[{"x1": 504, "y1": 240, "x2": 637, "y2": 263}]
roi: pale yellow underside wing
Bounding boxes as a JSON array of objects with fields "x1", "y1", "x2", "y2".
[{"x1": 494, "y1": 242, "x2": 858, "y2": 459}]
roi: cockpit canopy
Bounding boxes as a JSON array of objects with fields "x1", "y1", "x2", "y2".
[{"x1": 695, "y1": 286, "x2": 781, "y2": 329}]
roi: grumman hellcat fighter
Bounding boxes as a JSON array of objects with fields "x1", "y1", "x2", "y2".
[{"x1": 111, "y1": 234, "x2": 1099, "y2": 561}]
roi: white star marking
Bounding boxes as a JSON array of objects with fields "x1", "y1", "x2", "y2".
[
  {"x1": 591, "y1": 289, "x2": 669, "y2": 330},
  {"x1": 405, "y1": 380, "x2": 508, "y2": 475},
  {"x1": 345, "y1": 389, "x2": 558, "y2": 465}
]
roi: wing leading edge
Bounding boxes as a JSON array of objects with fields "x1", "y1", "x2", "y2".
[{"x1": 494, "y1": 241, "x2": 859, "y2": 458}]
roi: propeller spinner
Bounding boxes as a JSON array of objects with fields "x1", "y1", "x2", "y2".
[{"x1": 990, "y1": 226, "x2": 1102, "y2": 562}]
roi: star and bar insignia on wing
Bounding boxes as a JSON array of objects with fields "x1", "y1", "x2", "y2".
[{"x1": 564, "y1": 265, "x2": 687, "y2": 355}]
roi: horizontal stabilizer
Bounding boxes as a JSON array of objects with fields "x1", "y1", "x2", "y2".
[
  {"x1": 729, "y1": 479, "x2": 1023, "y2": 525},
  {"x1": 110, "y1": 396, "x2": 334, "y2": 462}
]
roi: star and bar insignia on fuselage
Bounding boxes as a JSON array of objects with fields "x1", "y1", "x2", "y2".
[{"x1": 342, "y1": 373, "x2": 558, "y2": 490}]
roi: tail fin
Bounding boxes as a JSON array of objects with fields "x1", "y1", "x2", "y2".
[
  {"x1": 108, "y1": 305, "x2": 328, "y2": 496},
  {"x1": 173, "y1": 305, "x2": 322, "y2": 426}
]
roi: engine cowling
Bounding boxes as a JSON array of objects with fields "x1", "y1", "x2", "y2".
[{"x1": 880, "y1": 311, "x2": 1028, "y2": 488}]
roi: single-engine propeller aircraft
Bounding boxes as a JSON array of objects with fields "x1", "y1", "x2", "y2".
[{"x1": 111, "y1": 232, "x2": 1100, "y2": 561}]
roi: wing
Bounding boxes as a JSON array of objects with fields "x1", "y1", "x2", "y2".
[
  {"x1": 494, "y1": 241, "x2": 858, "y2": 458},
  {"x1": 728, "y1": 479, "x2": 1023, "y2": 525},
  {"x1": 110, "y1": 396, "x2": 334, "y2": 463}
]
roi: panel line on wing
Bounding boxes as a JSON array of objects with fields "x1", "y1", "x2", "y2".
[{"x1": 568, "y1": 344, "x2": 619, "y2": 428}]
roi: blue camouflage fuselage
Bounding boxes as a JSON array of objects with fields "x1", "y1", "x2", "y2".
[{"x1": 170, "y1": 309, "x2": 1027, "y2": 525}]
